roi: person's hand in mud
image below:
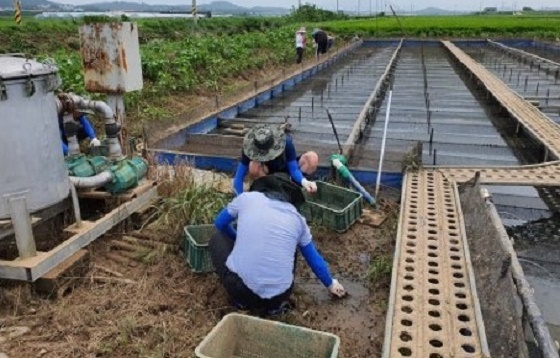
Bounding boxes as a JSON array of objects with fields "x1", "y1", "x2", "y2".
[{"x1": 328, "y1": 279, "x2": 346, "y2": 298}]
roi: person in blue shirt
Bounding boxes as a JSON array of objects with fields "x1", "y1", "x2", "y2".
[
  {"x1": 59, "y1": 109, "x2": 101, "y2": 155},
  {"x1": 212, "y1": 174, "x2": 346, "y2": 315},
  {"x1": 233, "y1": 124, "x2": 319, "y2": 195}
]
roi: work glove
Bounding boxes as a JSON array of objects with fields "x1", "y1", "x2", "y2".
[
  {"x1": 328, "y1": 279, "x2": 346, "y2": 298},
  {"x1": 301, "y1": 178, "x2": 317, "y2": 194},
  {"x1": 90, "y1": 138, "x2": 101, "y2": 147}
]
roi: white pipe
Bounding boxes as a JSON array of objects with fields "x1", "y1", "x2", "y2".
[
  {"x1": 69, "y1": 94, "x2": 114, "y2": 119},
  {"x1": 69, "y1": 171, "x2": 113, "y2": 189},
  {"x1": 375, "y1": 89, "x2": 393, "y2": 199},
  {"x1": 69, "y1": 181, "x2": 82, "y2": 228},
  {"x1": 8, "y1": 196, "x2": 37, "y2": 259}
]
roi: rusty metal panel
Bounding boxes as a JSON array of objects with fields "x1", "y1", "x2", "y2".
[{"x1": 79, "y1": 22, "x2": 143, "y2": 93}]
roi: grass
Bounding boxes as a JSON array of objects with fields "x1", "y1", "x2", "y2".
[
  {"x1": 0, "y1": 16, "x2": 322, "y2": 137},
  {"x1": 322, "y1": 15, "x2": 560, "y2": 38},
  {"x1": 368, "y1": 254, "x2": 393, "y2": 285},
  {"x1": 145, "y1": 163, "x2": 232, "y2": 237}
]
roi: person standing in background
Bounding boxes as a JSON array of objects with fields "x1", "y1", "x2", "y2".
[{"x1": 295, "y1": 27, "x2": 307, "y2": 64}]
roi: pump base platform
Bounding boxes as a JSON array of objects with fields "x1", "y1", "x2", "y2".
[
  {"x1": 0, "y1": 182, "x2": 158, "y2": 282},
  {"x1": 33, "y1": 249, "x2": 90, "y2": 298}
]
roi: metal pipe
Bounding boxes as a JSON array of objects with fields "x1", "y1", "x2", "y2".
[
  {"x1": 429, "y1": 128, "x2": 434, "y2": 154},
  {"x1": 69, "y1": 182, "x2": 82, "y2": 228},
  {"x1": 8, "y1": 196, "x2": 37, "y2": 259},
  {"x1": 69, "y1": 94, "x2": 123, "y2": 160},
  {"x1": 483, "y1": 190, "x2": 559, "y2": 358},
  {"x1": 69, "y1": 171, "x2": 113, "y2": 189},
  {"x1": 326, "y1": 108, "x2": 343, "y2": 155},
  {"x1": 106, "y1": 94, "x2": 127, "y2": 157},
  {"x1": 375, "y1": 89, "x2": 392, "y2": 200}
]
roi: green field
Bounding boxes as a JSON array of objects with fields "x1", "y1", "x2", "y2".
[
  {"x1": 1, "y1": 13, "x2": 559, "y2": 136},
  {"x1": 0, "y1": 17, "x2": 316, "y2": 129},
  {"x1": 323, "y1": 15, "x2": 560, "y2": 38}
]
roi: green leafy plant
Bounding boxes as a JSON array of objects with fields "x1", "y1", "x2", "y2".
[{"x1": 368, "y1": 255, "x2": 392, "y2": 286}]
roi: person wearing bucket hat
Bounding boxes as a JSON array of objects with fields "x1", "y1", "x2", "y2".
[
  {"x1": 312, "y1": 28, "x2": 328, "y2": 59},
  {"x1": 58, "y1": 108, "x2": 101, "y2": 155},
  {"x1": 211, "y1": 174, "x2": 346, "y2": 315},
  {"x1": 233, "y1": 124, "x2": 319, "y2": 195},
  {"x1": 295, "y1": 26, "x2": 307, "y2": 64}
]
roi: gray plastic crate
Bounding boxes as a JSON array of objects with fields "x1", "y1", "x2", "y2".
[{"x1": 195, "y1": 313, "x2": 340, "y2": 358}]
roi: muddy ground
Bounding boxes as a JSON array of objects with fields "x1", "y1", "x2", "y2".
[{"x1": 0, "y1": 200, "x2": 398, "y2": 358}]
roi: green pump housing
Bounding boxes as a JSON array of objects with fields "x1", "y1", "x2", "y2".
[
  {"x1": 104, "y1": 156, "x2": 149, "y2": 194},
  {"x1": 66, "y1": 154, "x2": 148, "y2": 194},
  {"x1": 66, "y1": 155, "x2": 109, "y2": 177}
]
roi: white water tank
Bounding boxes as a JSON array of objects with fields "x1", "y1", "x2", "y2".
[{"x1": 0, "y1": 56, "x2": 69, "y2": 219}]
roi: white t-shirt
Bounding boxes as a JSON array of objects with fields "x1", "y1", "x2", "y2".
[{"x1": 296, "y1": 33, "x2": 305, "y2": 48}]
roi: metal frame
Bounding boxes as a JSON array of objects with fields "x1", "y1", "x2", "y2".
[{"x1": 0, "y1": 185, "x2": 158, "y2": 282}]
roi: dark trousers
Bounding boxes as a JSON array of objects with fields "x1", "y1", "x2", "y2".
[
  {"x1": 296, "y1": 47, "x2": 304, "y2": 64},
  {"x1": 62, "y1": 126, "x2": 88, "y2": 145},
  {"x1": 317, "y1": 40, "x2": 328, "y2": 56},
  {"x1": 209, "y1": 232, "x2": 293, "y2": 311}
]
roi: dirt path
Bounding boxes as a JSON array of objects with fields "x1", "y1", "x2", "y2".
[{"x1": 0, "y1": 205, "x2": 397, "y2": 358}]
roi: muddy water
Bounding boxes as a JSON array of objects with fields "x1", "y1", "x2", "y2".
[
  {"x1": 368, "y1": 45, "x2": 552, "y2": 225},
  {"x1": 463, "y1": 43, "x2": 560, "y2": 352},
  {"x1": 212, "y1": 46, "x2": 397, "y2": 150},
  {"x1": 291, "y1": 278, "x2": 383, "y2": 357}
]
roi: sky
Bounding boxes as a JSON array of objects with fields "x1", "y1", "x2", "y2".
[{"x1": 64, "y1": 0, "x2": 560, "y2": 12}]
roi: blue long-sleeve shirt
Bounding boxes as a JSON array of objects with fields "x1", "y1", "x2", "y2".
[
  {"x1": 214, "y1": 192, "x2": 333, "y2": 298},
  {"x1": 233, "y1": 136, "x2": 305, "y2": 195}
]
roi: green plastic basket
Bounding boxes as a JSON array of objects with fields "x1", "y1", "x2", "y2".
[
  {"x1": 195, "y1": 313, "x2": 340, "y2": 358},
  {"x1": 183, "y1": 224, "x2": 215, "y2": 273},
  {"x1": 301, "y1": 181, "x2": 363, "y2": 233}
]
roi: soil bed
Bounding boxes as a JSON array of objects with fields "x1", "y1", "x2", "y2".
[{"x1": 0, "y1": 203, "x2": 397, "y2": 357}]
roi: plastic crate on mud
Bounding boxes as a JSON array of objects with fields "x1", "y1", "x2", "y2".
[
  {"x1": 183, "y1": 224, "x2": 215, "y2": 273},
  {"x1": 195, "y1": 313, "x2": 340, "y2": 358},
  {"x1": 301, "y1": 181, "x2": 363, "y2": 233}
]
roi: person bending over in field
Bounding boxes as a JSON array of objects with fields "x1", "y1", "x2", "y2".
[
  {"x1": 312, "y1": 28, "x2": 329, "y2": 59},
  {"x1": 232, "y1": 124, "x2": 319, "y2": 195},
  {"x1": 211, "y1": 174, "x2": 346, "y2": 315}
]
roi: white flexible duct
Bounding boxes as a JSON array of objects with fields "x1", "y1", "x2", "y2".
[{"x1": 69, "y1": 171, "x2": 113, "y2": 189}]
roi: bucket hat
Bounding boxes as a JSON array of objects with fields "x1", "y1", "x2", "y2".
[
  {"x1": 243, "y1": 124, "x2": 286, "y2": 162},
  {"x1": 297, "y1": 26, "x2": 306, "y2": 33}
]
